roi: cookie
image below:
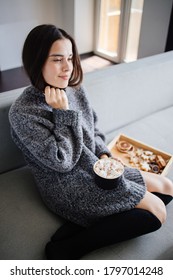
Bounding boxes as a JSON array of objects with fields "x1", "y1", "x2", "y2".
[
  {"x1": 140, "y1": 162, "x2": 151, "y2": 172},
  {"x1": 129, "y1": 156, "x2": 139, "y2": 165},
  {"x1": 116, "y1": 140, "x2": 133, "y2": 153},
  {"x1": 135, "y1": 148, "x2": 143, "y2": 156},
  {"x1": 141, "y1": 154, "x2": 149, "y2": 161},
  {"x1": 144, "y1": 150, "x2": 153, "y2": 156},
  {"x1": 156, "y1": 155, "x2": 166, "y2": 168},
  {"x1": 149, "y1": 154, "x2": 156, "y2": 162}
]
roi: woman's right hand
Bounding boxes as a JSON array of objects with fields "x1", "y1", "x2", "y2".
[{"x1": 44, "y1": 86, "x2": 69, "y2": 110}]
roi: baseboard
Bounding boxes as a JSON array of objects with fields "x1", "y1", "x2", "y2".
[{"x1": 80, "y1": 52, "x2": 95, "y2": 59}]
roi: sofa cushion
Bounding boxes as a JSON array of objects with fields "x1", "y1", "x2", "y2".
[
  {"x1": 0, "y1": 167, "x2": 62, "y2": 259},
  {"x1": 0, "y1": 88, "x2": 26, "y2": 174},
  {"x1": 84, "y1": 51, "x2": 173, "y2": 135}
]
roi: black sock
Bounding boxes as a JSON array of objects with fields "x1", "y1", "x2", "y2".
[
  {"x1": 152, "y1": 192, "x2": 173, "y2": 205},
  {"x1": 51, "y1": 221, "x2": 84, "y2": 242},
  {"x1": 45, "y1": 208, "x2": 161, "y2": 260}
]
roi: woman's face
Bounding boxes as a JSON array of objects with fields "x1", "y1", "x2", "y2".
[{"x1": 42, "y1": 38, "x2": 73, "y2": 89}]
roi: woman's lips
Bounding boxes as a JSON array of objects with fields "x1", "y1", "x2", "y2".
[{"x1": 59, "y1": 75, "x2": 69, "y2": 80}]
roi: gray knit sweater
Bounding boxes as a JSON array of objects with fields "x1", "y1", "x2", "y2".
[{"x1": 9, "y1": 85, "x2": 146, "y2": 226}]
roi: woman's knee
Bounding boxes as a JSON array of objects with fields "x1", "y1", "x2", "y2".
[
  {"x1": 136, "y1": 191, "x2": 167, "y2": 224},
  {"x1": 162, "y1": 177, "x2": 173, "y2": 196},
  {"x1": 141, "y1": 171, "x2": 173, "y2": 196},
  {"x1": 155, "y1": 198, "x2": 167, "y2": 224}
]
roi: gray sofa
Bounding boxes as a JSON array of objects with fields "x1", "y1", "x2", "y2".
[{"x1": 0, "y1": 51, "x2": 173, "y2": 260}]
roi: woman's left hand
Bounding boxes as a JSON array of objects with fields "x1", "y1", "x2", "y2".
[
  {"x1": 100, "y1": 154, "x2": 109, "y2": 159},
  {"x1": 44, "y1": 86, "x2": 69, "y2": 110}
]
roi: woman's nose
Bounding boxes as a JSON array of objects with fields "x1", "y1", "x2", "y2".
[{"x1": 62, "y1": 60, "x2": 70, "y2": 71}]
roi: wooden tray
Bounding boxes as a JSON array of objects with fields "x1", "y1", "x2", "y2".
[{"x1": 107, "y1": 134, "x2": 173, "y2": 176}]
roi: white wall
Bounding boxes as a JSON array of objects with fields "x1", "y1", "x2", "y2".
[
  {"x1": 74, "y1": 0, "x2": 94, "y2": 54},
  {"x1": 61, "y1": 0, "x2": 94, "y2": 54},
  {"x1": 61, "y1": 0, "x2": 75, "y2": 36},
  {"x1": 0, "y1": 0, "x2": 64, "y2": 71},
  {"x1": 0, "y1": 0, "x2": 95, "y2": 71},
  {"x1": 138, "y1": 0, "x2": 173, "y2": 58}
]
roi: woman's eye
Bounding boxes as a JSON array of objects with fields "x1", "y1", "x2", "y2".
[{"x1": 53, "y1": 57, "x2": 73, "y2": 62}]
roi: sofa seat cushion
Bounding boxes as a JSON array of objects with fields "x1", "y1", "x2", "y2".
[
  {"x1": 0, "y1": 166, "x2": 62, "y2": 260},
  {"x1": 1, "y1": 167, "x2": 173, "y2": 260}
]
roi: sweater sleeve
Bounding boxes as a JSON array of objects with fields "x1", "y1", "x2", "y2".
[
  {"x1": 93, "y1": 109, "x2": 112, "y2": 158},
  {"x1": 9, "y1": 106, "x2": 83, "y2": 172},
  {"x1": 80, "y1": 85, "x2": 111, "y2": 159}
]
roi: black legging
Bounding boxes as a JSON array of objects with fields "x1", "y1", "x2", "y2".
[{"x1": 45, "y1": 193, "x2": 172, "y2": 260}]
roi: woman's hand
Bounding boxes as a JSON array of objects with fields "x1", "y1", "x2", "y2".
[
  {"x1": 44, "y1": 86, "x2": 69, "y2": 110},
  {"x1": 100, "y1": 154, "x2": 109, "y2": 159}
]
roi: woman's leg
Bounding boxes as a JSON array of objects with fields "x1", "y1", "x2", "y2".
[
  {"x1": 135, "y1": 191, "x2": 166, "y2": 224},
  {"x1": 152, "y1": 192, "x2": 173, "y2": 205},
  {"x1": 141, "y1": 171, "x2": 173, "y2": 195},
  {"x1": 45, "y1": 172, "x2": 173, "y2": 259},
  {"x1": 45, "y1": 209, "x2": 161, "y2": 260},
  {"x1": 135, "y1": 172, "x2": 173, "y2": 224}
]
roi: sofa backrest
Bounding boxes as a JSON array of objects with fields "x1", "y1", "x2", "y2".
[
  {"x1": 83, "y1": 51, "x2": 173, "y2": 135},
  {"x1": 0, "y1": 88, "x2": 26, "y2": 174}
]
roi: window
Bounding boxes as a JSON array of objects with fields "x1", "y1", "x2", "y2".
[{"x1": 95, "y1": 0, "x2": 144, "y2": 63}]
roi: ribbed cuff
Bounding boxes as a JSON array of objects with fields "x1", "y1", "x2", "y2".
[{"x1": 124, "y1": 167, "x2": 146, "y2": 187}]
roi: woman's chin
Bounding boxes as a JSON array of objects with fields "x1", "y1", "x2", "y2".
[
  {"x1": 55, "y1": 82, "x2": 68, "y2": 89},
  {"x1": 47, "y1": 83, "x2": 68, "y2": 90}
]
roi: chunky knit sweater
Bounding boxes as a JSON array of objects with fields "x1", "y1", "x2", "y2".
[{"x1": 9, "y1": 85, "x2": 146, "y2": 227}]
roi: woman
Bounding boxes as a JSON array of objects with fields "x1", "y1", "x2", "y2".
[{"x1": 9, "y1": 25, "x2": 173, "y2": 259}]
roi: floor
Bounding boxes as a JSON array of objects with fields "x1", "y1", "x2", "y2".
[{"x1": 0, "y1": 55, "x2": 114, "y2": 93}]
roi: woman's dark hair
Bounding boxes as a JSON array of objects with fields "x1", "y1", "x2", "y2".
[{"x1": 22, "y1": 24, "x2": 83, "y2": 90}]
